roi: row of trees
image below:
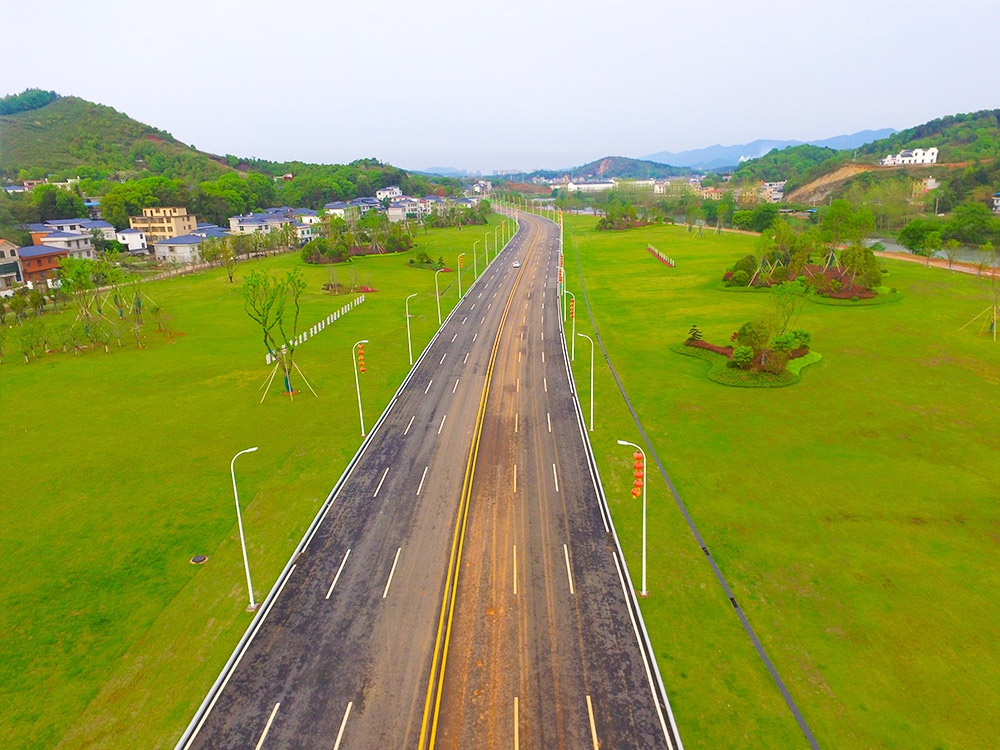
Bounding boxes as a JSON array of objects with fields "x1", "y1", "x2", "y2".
[
  {"x1": 724, "y1": 202, "x2": 885, "y2": 296},
  {"x1": 424, "y1": 200, "x2": 492, "y2": 229},
  {"x1": 1, "y1": 250, "x2": 173, "y2": 364}
]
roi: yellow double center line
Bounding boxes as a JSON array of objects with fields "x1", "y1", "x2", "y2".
[{"x1": 418, "y1": 226, "x2": 539, "y2": 749}]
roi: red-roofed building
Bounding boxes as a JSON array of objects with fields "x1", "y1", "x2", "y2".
[{"x1": 18, "y1": 245, "x2": 68, "y2": 286}]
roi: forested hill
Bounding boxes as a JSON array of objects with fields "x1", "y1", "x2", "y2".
[
  {"x1": 733, "y1": 109, "x2": 1000, "y2": 195},
  {"x1": 530, "y1": 156, "x2": 693, "y2": 181},
  {"x1": 0, "y1": 93, "x2": 234, "y2": 182}
]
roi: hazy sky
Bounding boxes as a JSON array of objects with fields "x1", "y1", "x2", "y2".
[{"x1": 4, "y1": 0, "x2": 998, "y2": 173}]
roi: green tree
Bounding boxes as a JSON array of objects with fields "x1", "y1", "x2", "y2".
[
  {"x1": 241, "y1": 269, "x2": 307, "y2": 397},
  {"x1": 922, "y1": 231, "x2": 942, "y2": 266},
  {"x1": 772, "y1": 280, "x2": 804, "y2": 335},
  {"x1": 943, "y1": 238, "x2": 962, "y2": 270}
]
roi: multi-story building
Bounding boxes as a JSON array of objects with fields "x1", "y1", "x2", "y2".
[
  {"x1": 17, "y1": 245, "x2": 68, "y2": 286},
  {"x1": 129, "y1": 207, "x2": 198, "y2": 244},
  {"x1": 0, "y1": 239, "x2": 22, "y2": 293}
]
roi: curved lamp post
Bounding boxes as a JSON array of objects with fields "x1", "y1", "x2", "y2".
[
  {"x1": 616, "y1": 439, "x2": 648, "y2": 598},
  {"x1": 434, "y1": 268, "x2": 445, "y2": 326},
  {"x1": 352, "y1": 339, "x2": 369, "y2": 436},
  {"x1": 230, "y1": 446, "x2": 259, "y2": 611},
  {"x1": 405, "y1": 293, "x2": 417, "y2": 365}
]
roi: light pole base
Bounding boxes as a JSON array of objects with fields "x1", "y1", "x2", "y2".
[
  {"x1": 246, "y1": 603, "x2": 261, "y2": 612},
  {"x1": 638, "y1": 590, "x2": 649, "y2": 599}
]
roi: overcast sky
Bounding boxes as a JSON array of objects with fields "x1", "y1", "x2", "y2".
[{"x1": 4, "y1": 0, "x2": 998, "y2": 173}]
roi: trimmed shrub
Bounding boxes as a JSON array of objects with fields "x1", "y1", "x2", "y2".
[
  {"x1": 732, "y1": 345, "x2": 754, "y2": 369},
  {"x1": 729, "y1": 269, "x2": 749, "y2": 287}
]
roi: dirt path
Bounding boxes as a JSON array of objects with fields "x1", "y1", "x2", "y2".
[{"x1": 875, "y1": 250, "x2": 1000, "y2": 279}]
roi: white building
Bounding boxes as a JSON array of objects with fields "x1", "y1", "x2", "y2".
[
  {"x1": 879, "y1": 147, "x2": 938, "y2": 166},
  {"x1": 154, "y1": 235, "x2": 203, "y2": 264},
  {"x1": 229, "y1": 213, "x2": 291, "y2": 234},
  {"x1": 566, "y1": 180, "x2": 617, "y2": 193},
  {"x1": 117, "y1": 228, "x2": 148, "y2": 253},
  {"x1": 993, "y1": 192, "x2": 1000, "y2": 214},
  {"x1": 375, "y1": 186, "x2": 402, "y2": 202}
]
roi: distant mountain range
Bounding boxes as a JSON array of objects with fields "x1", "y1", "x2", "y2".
[{"x1": 643, "y1": 129, "x2": 897, "y2": 170}]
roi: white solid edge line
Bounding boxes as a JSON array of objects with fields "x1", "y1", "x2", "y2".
[
  {"x1": 332, "y1": 701, "x2": 353, "y2": 750},
  {"x1": 383, "y1": 547, "x2": 402, "y2": 599},
  {"x1": 186, "y1": 565, "x2": 297, "y2": 744},
  {"x1": 325, "y1": 549, "x2": 352, "y2": 600},
  {"x1": 372, "y1": 467, "x2": 389, "y2": 498},
  {"x1": 563, "y1": 543, "x2": 575, "y2": 595},
  {"x1": 586, "y1": 695, "x2": 600, "y2": 750},
  {"x1": 416, "y1": 466, "x2": 429, "y2": 496},
  {"x1": 253, "y1": 702, "x2": 280, "y2": 750},
  {"x1": 612, "y1": 551, "x2": 673, "y2": 748}
]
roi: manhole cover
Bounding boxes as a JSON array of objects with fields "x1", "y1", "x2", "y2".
[{"x1": 190, "y1": 555, "x2": 208, "y2": 564}]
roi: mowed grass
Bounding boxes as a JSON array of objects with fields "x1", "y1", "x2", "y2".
[
  {"x1": 0, "y1": 217, "x2": 506, "y2": 749},
  {"x1": 562, "y1": 215, "x2": 1000, "y2": 749}
]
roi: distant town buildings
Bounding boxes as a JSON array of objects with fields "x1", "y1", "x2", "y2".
[{"x1": 879, "y1": 147, "x2": 938, "y2": 166}]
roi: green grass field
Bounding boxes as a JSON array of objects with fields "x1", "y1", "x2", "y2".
[
  {"x1": 561, "y1": 215, "x2": 1000, "y2": 749},
  {"x1": 0, "y1": 217, "x2": 507, "y2": 749}
]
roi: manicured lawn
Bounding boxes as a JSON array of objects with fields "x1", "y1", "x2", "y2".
[
  {"x1": 0, "y1": 217, "x2": 507, "y2": 749},
  {"x1": 562, "y1": 216, "x2": 1000, "y2": 749}
]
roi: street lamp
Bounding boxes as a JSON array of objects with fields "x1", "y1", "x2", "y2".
[
  {"x1": 457, "y1": 253, "x2": 465, "y2": 298},
  {"x1": 616, "y1": 439, "x2": 648, "y2": 598},
  {"x1": 485, "y1": 231, "x2": 491, "y2": 264},
  {"x1": 230, "y1": 446, "x2": 259, "y2": 612},
  {"x1": 577, "y1": 332, "x2": 594, "y2": 432},
  {"x1": 352, "y1": 339, "x2": 369, "y2": 436},
  {"x1": 405, "y1": 293, "x2": 417, "y2": 365},
  {"x1": 494, "y1": 225, "x2": 500, "y2": 258},
  {"x1": 434, "y1": 268, "x2": 445, "y2": 326},
  {"x1": 472, "y1": 240, "x2": 479, "y2": 279},
  {"x1": 566, "y1": 291, "x2": 576, "y2": 360}
]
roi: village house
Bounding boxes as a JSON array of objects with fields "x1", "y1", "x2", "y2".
[
  {"x1": 375, "y1": 185, "x2": 402, "y2": 202},
  {"x1": 129, "y1": 207, "x2": 198, "y2": 244},
  {"x1": 0, "y1": 239, "x2": 22, "y2": 293},
  {"x1": 153, "y1": 235, "x2": 203, "y2": 265},
  {"x1": 879, "y1": 147, "x2": 939, "y2": 166},
  {"x1": 17, "y1": 245, "x2": 68, "y2": 286},
  {"x1": 117, "y1": 228, "x2": 148, "y2": 253}
]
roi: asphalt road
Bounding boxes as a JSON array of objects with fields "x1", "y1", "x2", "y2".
[{"x1": 178, "y1": 211, "x2": 681, "y2": 750}]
